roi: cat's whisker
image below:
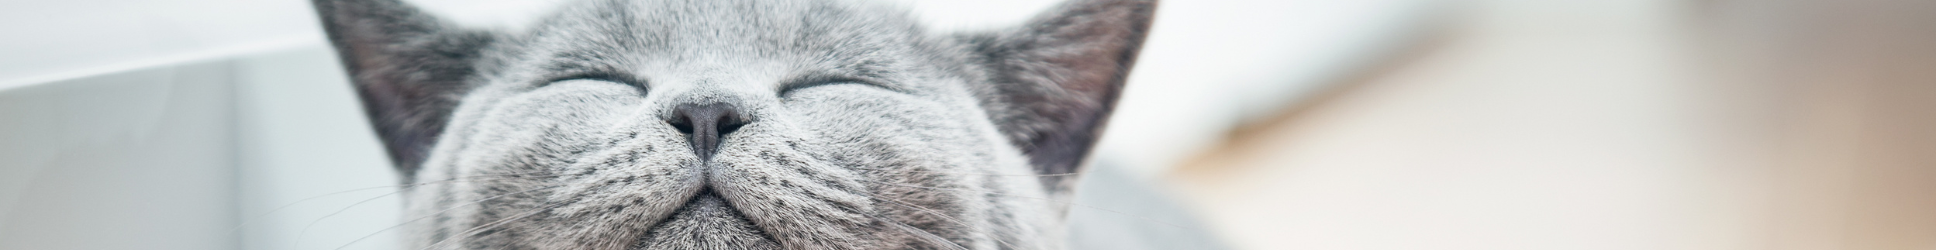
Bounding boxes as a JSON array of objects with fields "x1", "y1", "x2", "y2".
[
  {"x1": 418, "y1": 201, "x2": 567, "y2": 250},
  {"x1": 233, "y1": 171, "x2": 581, "y2": 234},
  {"x1": 285, "y1": 173, "x2": 583, "y2": 250},
  {"x1": 841, "y1": 166, "x2": 1085, "y2": 178},
  {"x1": 328, "y1": 185, "x2": 564, "y2": 250},
  {"x1": 288, "y1": 187, "x2": 403, "y2": 250},
  {"x1": 855, "y1": 178, "x2": 1193, "y2": 230},
  {"x1": 876, "y1": 196, "x2": 1021, "y2": 250},
  {"x1": 232, "y1": 185, "x2": 393, "y2": 236},
  {"x1": 868, "y1": 213, "x2": 970, "y2": 250}
]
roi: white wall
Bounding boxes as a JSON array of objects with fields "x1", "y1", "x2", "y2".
[{"x1": 233, "y1": 46, "x2": 405, "y2": 250}]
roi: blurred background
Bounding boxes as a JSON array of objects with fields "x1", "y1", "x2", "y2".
[{"x1": 4, "y1": 0, "x2": 1936, "y2": 249}]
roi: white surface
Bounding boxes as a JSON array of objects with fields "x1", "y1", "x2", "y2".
[{"x1": 0, "y1": 61, "x2": 238, "y2": 249}]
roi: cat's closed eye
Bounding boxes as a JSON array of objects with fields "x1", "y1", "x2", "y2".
[
  {"x1": 778, "y1": 76, "x2": 900, "y2": 98},
  {"x1": 545, "y1": 73, "x2": 647, "y2": 94}
]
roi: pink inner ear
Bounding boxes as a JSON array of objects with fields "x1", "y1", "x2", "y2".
[{"x1": 1031, "y1": 0, "x2": 1153, "y2": 95}]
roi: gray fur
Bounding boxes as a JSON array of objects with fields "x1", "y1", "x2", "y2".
[{"x1": 312, "y1": 0, "x2": 1154, "y2": 249}]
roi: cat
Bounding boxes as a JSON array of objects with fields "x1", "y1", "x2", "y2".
[{"x1": 312, "y1": 0, "x2": 1152, "y2": 249}]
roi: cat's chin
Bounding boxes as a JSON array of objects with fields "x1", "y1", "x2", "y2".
[{"x1": 634, "y1": 192, "x2": 782, "y2": 250}]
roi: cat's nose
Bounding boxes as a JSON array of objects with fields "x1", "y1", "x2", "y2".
[{"x1": 668, "y1": 103, "x2": 748, "y2": 161}]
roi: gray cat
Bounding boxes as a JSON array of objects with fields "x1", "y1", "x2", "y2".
[{"x1": 312, "y1": 0, "x2": 1152, "y2": 249}]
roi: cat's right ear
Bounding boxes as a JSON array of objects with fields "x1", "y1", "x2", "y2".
[
  {"x1": 313, "y1": 0, "x2": 493, "y2": 177},
  {"x1": 962, "y1": 0, "x2": 1155, "y2": 195}
]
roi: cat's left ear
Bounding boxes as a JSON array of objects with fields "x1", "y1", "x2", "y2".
[
  {"x1": 965, "y1": 0, "x2": 1155, "y2": 193},
  {"x1": 313, "y1": 0, "x2": 493, "y2": 178}
]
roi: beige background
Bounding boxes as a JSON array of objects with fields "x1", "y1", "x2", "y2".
[{"x1": 1162, "y1": 0, "x2": 1936, "y2": 249}]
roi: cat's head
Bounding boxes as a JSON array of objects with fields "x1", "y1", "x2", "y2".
[{"x1": 313, "y1": 0, "x2": 1151, "y2": 249}]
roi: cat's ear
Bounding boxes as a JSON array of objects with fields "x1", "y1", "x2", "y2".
[
  {"x1": 313, "y1": 0, "x2": 493, "y2": 176},
  {"x1": 967, "y1": 0, "x2": 1155, "y2": 192}
]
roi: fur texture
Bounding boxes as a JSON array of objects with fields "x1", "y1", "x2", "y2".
[{"x1": 312, "y1": 0, "x2": 1153, "y2": 249}]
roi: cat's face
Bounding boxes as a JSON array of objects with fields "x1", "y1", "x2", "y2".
[{"x1": 313, "y1": 0, "x2": 1151, "y2": 249}]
